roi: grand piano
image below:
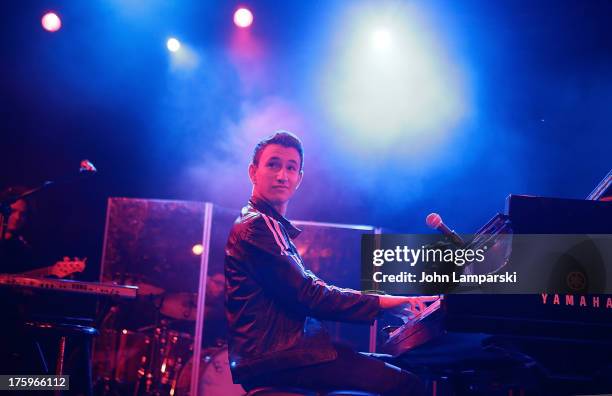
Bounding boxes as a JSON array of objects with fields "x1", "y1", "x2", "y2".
[{"x1": 382, "y1": 195, "x2": 612, "y2": 395}]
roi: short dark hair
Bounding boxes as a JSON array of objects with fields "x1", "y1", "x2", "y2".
[{"x1": 252, "y1": 130, "x2": 304, "y2": 171}]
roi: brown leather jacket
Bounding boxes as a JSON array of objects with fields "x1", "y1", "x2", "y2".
[{"x1": 224, "y1": 197, "x2": 381, "y2": 383}]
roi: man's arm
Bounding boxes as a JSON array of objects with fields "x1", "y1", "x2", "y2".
[{"x1": 239, "y1": 215, "x2": 380, "y2": 324}]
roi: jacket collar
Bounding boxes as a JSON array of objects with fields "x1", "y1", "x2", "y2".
[{"x1": 249, "y1": 196, "x2": 302, "y2": 239}]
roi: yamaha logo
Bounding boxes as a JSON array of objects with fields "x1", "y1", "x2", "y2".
[{"x1": 541, "y1": 293, "x2": 612, "y2": 309}]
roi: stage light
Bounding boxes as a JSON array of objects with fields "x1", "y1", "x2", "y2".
[
  {"x1": 167, "y1": 37, "x2": 181, "y2": 52},
  {"x1": 192, "y1": 244, "x2": 204, "y2": 256},
  {"x1": 234, "y1": 8, "x2": 253, "y2": 28},
  {"x1": 41, "y1": 12, "x2": 61, "y2": 32},
  {"x1": 371, "y1": 28, "x2": 392, "y2": 50},
  {"x1": 320, "y1": 3, "x2": 468, "y2": 157}
]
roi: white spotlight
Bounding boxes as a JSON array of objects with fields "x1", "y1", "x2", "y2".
[
  {"x1": 234, "y1": 8, "x2": 253, "y2": 28},
  {"x1": 41, "y1": 12, "x2": 62, "y2": 32},
  {"x1": 371, "y1": 28, "x2": 392, "y2": 50},
  {"x1": 166, "y1": 37, "x2": 181, "y2": 52}
]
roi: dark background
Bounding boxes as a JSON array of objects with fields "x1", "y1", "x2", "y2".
[{"x1": 1, "y1": 0, "x2": 610, "y2": 280}]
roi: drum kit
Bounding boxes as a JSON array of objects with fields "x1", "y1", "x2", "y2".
[{"x1": 93, "y1": 275, "x2": 243, "y2": 396}]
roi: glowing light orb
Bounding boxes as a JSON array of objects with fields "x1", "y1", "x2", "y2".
[
  {"x1": 192, "y1": 244, "x2": 204, "y2": 256},
  {"x1": 234, "y1": 8, "x2": 253, "y2": 28},
  {"x1": 167, "y1": 38, "x2": 181, "y2": 52},
  {"x1": 320, "y1": 3, "x2": 469, "y2": 158},
  {"x1": 371, "y1": 28, "x2": 392, "y2": 50},
  {"x1": 41, "y1": 12, "x2": 61, "y2": 32}
]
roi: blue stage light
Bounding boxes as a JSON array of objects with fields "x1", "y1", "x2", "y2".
[{"x1": 167, "y1": 37, "x2": 181, "y2": 52}]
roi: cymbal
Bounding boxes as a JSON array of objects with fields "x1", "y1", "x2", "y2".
[
  {"x1": 113, "y1": 273, "x2": 165, "y2": 296},
  {"x1": 133, "y1": 281, "x2": 165, "y2": 296}
]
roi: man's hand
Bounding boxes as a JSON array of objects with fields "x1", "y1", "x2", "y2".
[{"x1": 377, "y1": 295, "x2": 440, "y2": 318}]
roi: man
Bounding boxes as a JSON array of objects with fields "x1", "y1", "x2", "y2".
[
  {"x1": 224, "y1": 131, "x2": 432, "y2": 395},
  {"x1": 0, "y1": 187, "x2": 36, "y2": 273}
]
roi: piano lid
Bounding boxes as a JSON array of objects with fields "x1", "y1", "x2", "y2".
[{"x1": 505, "y1": 194, "x2": 612, "y2": 234}]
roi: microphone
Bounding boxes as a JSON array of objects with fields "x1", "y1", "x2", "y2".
[
  {"x1": 79, "y1": 159, "x2": 97, "y2": 173},
  {"x1": 426, "y1": 213, "x2": 465, "y2": 247}
]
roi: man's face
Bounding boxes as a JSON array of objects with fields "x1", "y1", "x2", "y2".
[
  {"x1": 249, "y1": 144, "x2": 303, "y2": 207},
  {"x1": 7, "y1": 199, "x2": 27, "y2": 232}
]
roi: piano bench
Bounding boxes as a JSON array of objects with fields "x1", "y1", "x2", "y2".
[
  {"x1": 246, "y1": 387, "x2": 380, "y2": 396},
  {"x1": 23, "y1": 321, "x2": 98, "y2": 376}
]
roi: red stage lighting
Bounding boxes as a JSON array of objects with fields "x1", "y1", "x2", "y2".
[
  {"x1": 41, "y1": 12, "x2": 62, "y2": 32},
  {"x1": 233, "y1": 8, "x2": 253, "y2": 28}
]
